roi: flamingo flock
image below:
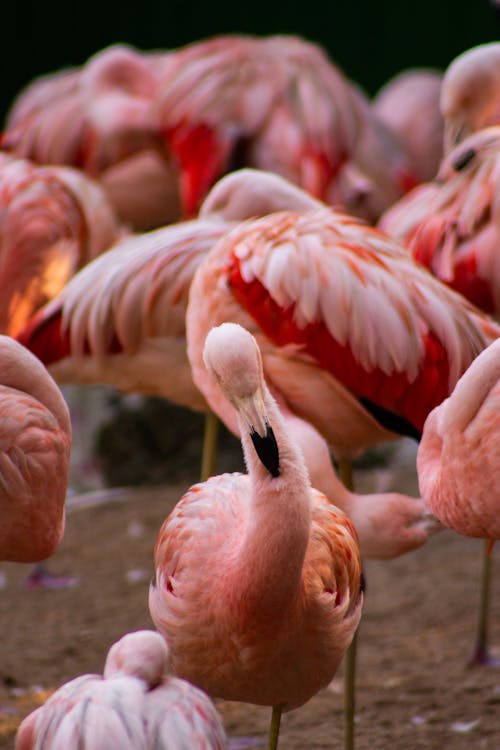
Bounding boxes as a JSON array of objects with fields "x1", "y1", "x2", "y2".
[{"x1": 1, "y1": 33, "x2": 500, "y2": 750}]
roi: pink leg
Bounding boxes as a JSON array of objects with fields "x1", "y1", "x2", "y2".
[
  {"x1": 23, "y1": 562, "x2": 79, "y2": 590},
  {"x1": 469, "y1": 539, "x2": 499, "y2": 667}
]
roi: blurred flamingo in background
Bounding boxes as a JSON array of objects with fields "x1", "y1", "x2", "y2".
[
  {"x1": 152, "y1": 33, "x2": 418, "y2": 221},
  {"x1": 149, "y1": 322, "x2": 363, "y2": 750},
  {"x1": 0, "y1": 152, "x2": 123, "y2": 337},
  {"x1": 0, "y1": 335, "x2": 71, "y2": 566},
  {"x1": 15, "y1": 629, "x2": 227, "y2": 750},
  {"x1": 3, "y1": 34, "x2": 419, "y2": 228},
  {"x1": 379, "y1": 126, "x2": 500, "y2": 316},
  {"x1": 1, "y1": 44, "x2": 180, "y2": 230},
  {"x1": 440, "y1": 42, "x2": 500, "y2": 152},
  {"x1": 373, "y1": 68, "x2": 444, "y2": 182},
  {"x1": 417, "y1": 338, "x2": 500, "y2": 666}
]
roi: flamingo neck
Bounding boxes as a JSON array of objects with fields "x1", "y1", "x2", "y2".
[
  {"x1": 234, "y1": 389, "x2": 312, "y2": 616},
  {"x1": 0, "y1": 341, "x2": 71, "y2": 435},
  {"x1": 442, "y1": 344, "x2": 500, "y2": 433}
]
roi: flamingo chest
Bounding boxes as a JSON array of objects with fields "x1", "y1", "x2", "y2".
[{"x1": 172, "y1": 606, "x2": 342, "y2": 711}]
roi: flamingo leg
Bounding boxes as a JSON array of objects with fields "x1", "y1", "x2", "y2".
[
  {"x1": 343, "y1": 628, "x2": 358, "y2": 750},
  {"x1": 200, "y1": 410, "x2": 220, "y2": 480},
  {"x1": 338, "y1": 458, "x2": 354, "y2": 491},
  {"x1": 267, "y1": 705, "x2": 282, "y2": 750},
  {"x1": 470, "y1": 538, "x2": 499, "y2": 666},
  {"x1": 338, "y1": 457, "x2": 359, "y2": 750},
  {"x1": 23, "y1": 561, "x2": 79, "y2": 589}
]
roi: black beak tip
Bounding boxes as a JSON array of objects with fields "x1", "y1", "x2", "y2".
[{"x1": 250, "y1": 423, "x2": 280, "y2": 477}]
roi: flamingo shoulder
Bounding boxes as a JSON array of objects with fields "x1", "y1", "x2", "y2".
[{"x1": 305, "y1": 489, "x2": 362, "y2": 612}]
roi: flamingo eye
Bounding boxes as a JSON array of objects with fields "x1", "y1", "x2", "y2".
[{"x1": 453, "y1": 147, "x2": 476, "y2": 172}]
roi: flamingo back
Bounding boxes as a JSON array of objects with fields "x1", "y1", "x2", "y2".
[{"x1": 187, "y1": 208, "x2": 499, "y2": 459}]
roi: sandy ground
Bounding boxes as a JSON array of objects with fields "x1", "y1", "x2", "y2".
[{"x1": 1, "y1": 403, "x2": 500, "y2": 749}]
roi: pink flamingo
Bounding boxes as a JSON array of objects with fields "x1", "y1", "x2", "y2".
[
  {"x1": 440, "y1": 42, "x2": 500, "y2": 152},
  {"x1": 373, "y1": 68, "x2": 444, "y2": 182},
  {"x1": 154, "y1": 34, "x2": 416, "y2": 221},
  {"x1": 379, "y1": 126, "x2": 500, "y2": 316},
  {"x1": 0, "y1": 335, "x2": 71, "y2": 564},
  {"x1": 149, "y1": 322, "x2": 363, "y2": 750},
  {"x1": 417, "y1": 338, "x2": 500, "y2": 665},
  {"x1": 1, "y1": 44, "x2": 179, "y2": 231},
  {"x1": 184, "y1": 204, "x2": 499, "y2": 749},
  {"x1": 0, "y1": 152, "x2": 123, "y2": 337},
  {"x1": 15, "y1": 629, "x2": 226, "y2": 749}
]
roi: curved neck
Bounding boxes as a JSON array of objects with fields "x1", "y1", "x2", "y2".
[
  {"x1": 232, "y1": 386, "x2": 312, "y2": 617},
  {"x1": 0, "y1": 339, "x2": 71, "y2": 435},
  {"x1": 442, "y1": 343, "x2": 500, "y2": 433}
]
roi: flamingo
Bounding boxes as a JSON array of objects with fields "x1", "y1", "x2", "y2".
[
  {"x1": 417, "y1": 338, "x2": 500, "y2": 666},
  {"x1": 153, "y1": 33, "x2": 416, "y2": 221},
  {"x1": 0, "y1": 152, "x2": 123, "y2": 337},
  {"x1": 149, "y1": 322, "x2": 363, "y2": 750},
  {"x1": 440, "y1": 42, "x2": 500, "y2": 152},
  {"x1": 0, "y1": 335, "x2": 71, "y2": 564},
  {"x1": 15, "y1": 629, "x2": 226, "y2": 749},
  {"x1": 373, "y1": 68, "x2": 444, "y2": 182},
  {"x1": 1, "y1": 44, "x2": 180, "y2": 231},
  {"x1": 379, "y1": 126, "x2": 500, "y2": 316}
]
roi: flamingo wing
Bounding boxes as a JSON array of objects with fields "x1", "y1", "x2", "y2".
[
  {"x1": 18, "y1": 219, "x2": 225, "y2": 363},
  {"x1": 188, "y1": 208, "x2": 499, "y2": 449}
]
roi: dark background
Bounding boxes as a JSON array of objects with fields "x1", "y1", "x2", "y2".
[{"x1": 1, "y1": 1, "x2": 498, "y2": 125}]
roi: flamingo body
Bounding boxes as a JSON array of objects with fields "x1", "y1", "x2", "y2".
[
  {"x1": 149, "y1": 323, "x2": 362, "y2": 712},
  {"x1": 0, "y1": 335, "x2": 71, "y2": 563},
  {"x1": 154, "y1": 34, "x2": 415, "y2": 221},
  {"x1": 15, "y1": 630, "x2": 226, "y2": 750}
]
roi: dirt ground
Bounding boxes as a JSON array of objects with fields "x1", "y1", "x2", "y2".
[{"x1": 1, "y1": 403, "x2": 500, "y2": 750}]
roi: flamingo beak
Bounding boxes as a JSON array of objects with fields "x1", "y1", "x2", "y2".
[
  {"x1": 250, "y1": 423, "x2": 280, "y2": 478},
  {"x1": 443, "y1": 116, "x2": 468, "y2": 153},
  {"x1": 235, "y1": 389, "x2": 280, "y2": 477}
]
